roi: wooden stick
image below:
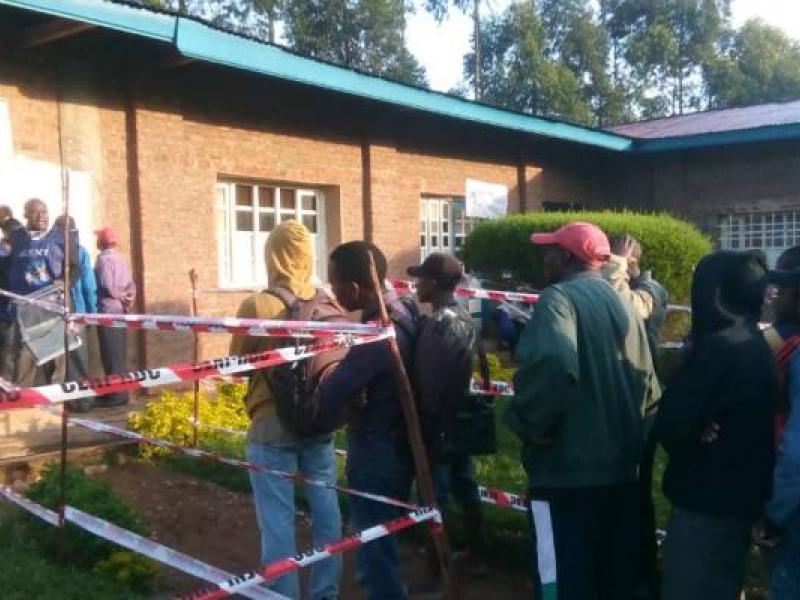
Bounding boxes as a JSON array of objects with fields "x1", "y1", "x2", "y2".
[
  {"x1": 189, "y1": 269, "x2": 200, "y2": 447},
  {"x1": 367, "y1": 253, "x2": 457, "y2": 599}
]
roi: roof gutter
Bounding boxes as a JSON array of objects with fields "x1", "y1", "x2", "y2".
[{"x1": 632, "y1": 122, "x2": 800, "y2": 153}]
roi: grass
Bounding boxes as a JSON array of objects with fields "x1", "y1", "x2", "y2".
[{"x1": 0, "y1": 509, "x2": 145, "y2": 600}]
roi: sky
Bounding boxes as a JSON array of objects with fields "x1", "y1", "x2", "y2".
[{"x1": 406, "y1": 0, "x2": 800, "y2": 93}]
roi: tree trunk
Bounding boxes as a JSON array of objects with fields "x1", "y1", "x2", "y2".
[{"x1": 474, "y1": 0, "x2": 481, "y2": 100}]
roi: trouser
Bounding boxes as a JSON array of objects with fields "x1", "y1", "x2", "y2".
[
  {"x1": 772, "y1": 515, "x2": 800, "y2": 600},
  {"x1": 347, "y1": 435, "x2": 414, "y2": 600},
  {"x1": 0, "y1": 320, "x2": 15, "y2": 380},
  {"x1": 247, "y1": 439, "x2": 342, "y2": 599},
  {"x1": 13, "y1": 322, "x2": 64, "y2": 386},
  {"x1": 636, "y1": 431, "x2": 659, "y2": 599},
  {"x1": 97, "y1": 326, "x2": 128, "y2": 404},
  {"x1": 661, "y1": 508, "x2": 752, "y2": 600},
  {"x1": 65, "y1": 325, "x2": 92, "y2": 411},
  {"x1": 528, "y1": 482, "x2": 640, "y2": 600},
  {"x1": 434, "y1": 453, "x2": 483, "y2": 553}
]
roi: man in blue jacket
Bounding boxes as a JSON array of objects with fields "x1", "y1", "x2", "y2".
[
  {"x1": 761, "y1": 247, "x2": 800, "y2": 600},
  {"x1": 314, "y1": 241, "x2": 417, "y2": 600},
  {"x1": 52, "y1": 216, "x2": 96, "y2": 411}
]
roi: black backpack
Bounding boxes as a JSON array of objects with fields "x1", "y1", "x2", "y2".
[
  {"x1": 410, "y1": 303, "x2": 492, "y2": 458},
  {"x1": 265, "y1": 287, "x2": 349, "y2": 437}
]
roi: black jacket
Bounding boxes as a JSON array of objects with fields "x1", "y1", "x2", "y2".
[{"x1": 653, "y1": 251, "x2": 778, "y2": 520}]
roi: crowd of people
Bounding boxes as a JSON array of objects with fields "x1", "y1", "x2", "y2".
[
  {"x1": 0, "y1": 198, "x2": 136, "y2": 409},
  {"x1": 230, "y1": 219, "x2": 798, "y2": 600},
  {"x1": 1, "y1": 203, "x2": 798, "y2": 600}
]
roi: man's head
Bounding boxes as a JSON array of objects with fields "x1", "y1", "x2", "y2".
[
  {"x1": 0, "y1": 205, "x2": 13, "y2": 224},
  {"x1": 328, "y1": 241, "x2": 387, "y2": 312},
  {"x1": 531, "y1": 221, "x2": 611, "y2": 285},
  {"x1": 95, "y1": 226, "x2": 118, "y2": 250},
  {"x1": 768, "y1": 246, "x2": 800, "y2": 325},
  {"x1": 406, "y1": 253, "x2": 463, "y2": 304},
  {"x1": 1, "y1": 218, "x2": 22, "y2": 239},
  {"x1": 610, "y1": 233, "x2": 643, "y2": 279},
  {"x1": 23, "y1": 199, "x2": 48, "y2": 233},
  {"x1": 53, "y1": 215, "x2": 77, "y2": 231}
]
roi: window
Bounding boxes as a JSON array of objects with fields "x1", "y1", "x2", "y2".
[
  {"x1": 719, "y1": 210, "x2": 800, "y2": 266},
  {"x1": 420, "y1": 196, "x2": 477, "y2": 261},
  {"x1": 216, "y1": 181, "x2": 326, "y2": 288}
]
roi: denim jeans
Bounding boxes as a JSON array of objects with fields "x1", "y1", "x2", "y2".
[
  {"x1": 661, "y1": 508, "x2": 751, "y2": 600},
  {"x1": 434, "y1": 453, "x2": 480, "y2": 511},
  {"x1": 772, "y1": 516, "x2": 800, "y2": 600},
  {"x1": 247, "y1": 439, "x2": 342, "y2": 600},
  {"x1": 346, "y1": 435, "x2": 414, "y2": 600}
]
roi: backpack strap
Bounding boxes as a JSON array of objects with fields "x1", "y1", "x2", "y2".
[{"x1": 264, "y1": 287, "x2": 320, "y2": 323}]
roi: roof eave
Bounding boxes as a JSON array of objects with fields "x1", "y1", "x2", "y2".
[{"x1": 634, "y1": 122, "x2": 800, "y2": 152}]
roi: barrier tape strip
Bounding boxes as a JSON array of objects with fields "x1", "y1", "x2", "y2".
[
  {"x1": 470, "y1": 378, "x2": 514, "y2": 397},
  {"x1": 0, "y1": 288, "x2": 67, "y2": 315},
  {"x1": 389, "y1": 278, "x2": 540, "y2": 305},
  {"x1": 0, "y1": 334, "x2": 390, "y2": 410},
  {"x1": 67, "y1": 416, "x2": 421, "y2": 512},
  {"x1": 178, "y1": 507, "x2": 442, "y2": 600},
  {"x1": 69, "y1": 312, "x2": 388, "y2": 339},
  {"x1": 0, "y1": 484, "x2": 61, "y2": 526},
  {"x1": 62, "y1": 506, "x2": 285, "y2": 600},
  {"x1": 188, "y1": 419, "x2": 529, "y2": 514}
]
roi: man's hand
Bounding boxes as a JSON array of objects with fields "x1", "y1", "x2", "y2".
[
  {"x1": 611, "y1": 234, "x2": 637, "y2": 259},
  {"x1": 753, "y1": 519, "x2": 780, "y2": 550},
  {"x1": 701, "y1": 422, "x2": 721, "y2": 443}
]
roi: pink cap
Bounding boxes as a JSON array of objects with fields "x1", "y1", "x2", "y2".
[
  {"x1": 531, "y1": 221, "x2": 611, "y2": 268},
  {"x1": 95, "y1": 226, "x2": 118, "y2": 248}
]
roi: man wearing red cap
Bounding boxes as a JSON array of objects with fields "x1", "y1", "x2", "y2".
[
  {"x1": 504, "y1": 222, "x2": 660, "y2": 600},
  {"x1": 94, "y1": 226, "x2": 136, "y2": 407}
]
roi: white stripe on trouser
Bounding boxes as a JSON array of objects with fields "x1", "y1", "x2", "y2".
[{"x1": 531, "y1": 500, "x2": 558, "y2": 600}]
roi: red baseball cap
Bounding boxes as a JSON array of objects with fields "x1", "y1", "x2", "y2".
[
  {"x1": 95, "y1": 226, "x2": 118, "y2": 247},
  {"x1": 531, "y1": 221, "x2": 611, "y2": 268}
]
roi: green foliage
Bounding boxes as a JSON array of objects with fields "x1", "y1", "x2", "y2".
[
  {"x1": 128, "y1": 383, "x2": 250, "y2": 459},
  {"x1": 461, "y1": 211, "x2": 710, "y2": 304},
  {"x1": 705, "y1": 19, "x2": 800, "y2": 108},
  {"x1": 0, "y1": 515, "x2": 145, "y2": 600},
  {"x1": 94, "y1": 551, "x2": 160, "y2": 594},
  {"x1": 24, "y1": 465, "x2": 152, "y2": 577}
]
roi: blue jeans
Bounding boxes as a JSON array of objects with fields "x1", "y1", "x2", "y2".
[
  {"x1": 772, "y1": 516, "x2": 800, "y2": 600},
  {"x1": 247, "y1": 440, "x2": 342, "y2": 599},
  {"x1": 434, "y1": 453, "x2": 480, "y2": 511},
  {"x1": 347, "y1": 435, "x2": 414, "y2": 600}
]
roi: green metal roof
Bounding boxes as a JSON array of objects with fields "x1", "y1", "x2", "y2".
[
  {"x1": 1, "y1": 0, "x2": 633, "y2": 152},
  {"x1": 3, "y1": 0, "x2": 800, "y2": 153}
]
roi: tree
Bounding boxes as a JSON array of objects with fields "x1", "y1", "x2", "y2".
[
  {"x1": 616, "y1": 0, "x2": 729, "y2": 116},
  {"x1": 283, "y1": 0, "x2": 427, "y2": 86},
  {"x1": 465, "y1": 3, "x2": 593, "y2": 124},
  {"x1": 704, "y1": 19, "x2": 800, "y2": 108}
]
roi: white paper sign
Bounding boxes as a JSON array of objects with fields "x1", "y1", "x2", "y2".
[{"x1": 465, "y1": 178, "x2": 508, "y2": 219}]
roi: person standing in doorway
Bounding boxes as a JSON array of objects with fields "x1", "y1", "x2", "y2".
[
  {"x1": 505, "y1": 222, "x2": 659, "y2": 600},
  {"x1": 94, "y1": 226, "x2": 135, "y2": 407},
  {"x1": 0, "y1": 215, "x2": 22, "y2": 380}
]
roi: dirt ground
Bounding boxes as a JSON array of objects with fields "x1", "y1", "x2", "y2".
[{"x1": 97, "y1": 460, "x2": 531, "y2": 599}]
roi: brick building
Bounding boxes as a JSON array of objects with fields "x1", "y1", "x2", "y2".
[{"x1": 1, "y1": 0, "x2": 799, "y2": 370}]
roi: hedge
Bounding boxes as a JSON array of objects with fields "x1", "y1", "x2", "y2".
[{"x1": 461, "y1": 211, "x2": 711, "y2": 303}]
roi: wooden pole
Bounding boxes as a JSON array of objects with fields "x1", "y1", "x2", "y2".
[
  {"x1": 367, "y1": 253, "x2": 458, "y2": 599},
  {"x1": 189, "y1": 269, "x2": 200, "y2": 447}
]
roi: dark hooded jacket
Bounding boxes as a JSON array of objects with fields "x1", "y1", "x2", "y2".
[{"x1": 653, "y1": 250, "x2": 778, "y2": 519}]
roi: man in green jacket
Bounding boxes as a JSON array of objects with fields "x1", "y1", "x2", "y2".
[{"x1": 505, "y1": 221, "x2": 659, "y2": 600}]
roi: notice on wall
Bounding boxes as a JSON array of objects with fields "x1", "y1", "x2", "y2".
[
  {"x1": 465, "y1": 178, "x2": 508, "y2": 219},
  {"x1": 0, "y1": 98, "x2": 12, "y2": 164}
]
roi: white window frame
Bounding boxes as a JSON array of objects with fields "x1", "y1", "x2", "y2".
[
  {"x1": 420, "y1": 196, "x2": 476, "y2": 261},
  {"x1": 216, "y1": 181, "x2": 327, "y2": 289},
  {"x1": 719, "y1": 210, "x2": 800, "y2": 266}
]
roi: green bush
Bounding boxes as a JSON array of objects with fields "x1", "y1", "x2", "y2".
[
  {"x1": 462, "y1": 211, "x2": 711, "y2": 303},
  {"x1": 94, "y1": 550, "x2": 160, "y2": 593},
  {"x1": 24, "y1": 465, "x2": 156, "y2": 591},
  {"x1": 128, "y1": 383, "x2": 249, "y2": 459}
]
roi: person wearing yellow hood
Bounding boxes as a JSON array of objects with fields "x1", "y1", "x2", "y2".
[{"x1": 231, "y1": 220, "x2": 342, "y2": 600}]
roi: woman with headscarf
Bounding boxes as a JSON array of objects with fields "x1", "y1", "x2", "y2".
[{"x1": 654, "y1": 250, "x2": 778, "y2": 600}]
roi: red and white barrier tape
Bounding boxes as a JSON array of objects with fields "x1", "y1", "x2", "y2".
[
  {"x1": 0, "y1": 288, "x2": 66, "y2": 315},
  {"x1": 0, "y1": 484, "x2": 60, "y2": 526},
  {"x1": 69, "y1": 312, "x2": 388, "y2": 339},
  {"x1": 178, "y1": 507, "x2": 441, "y2": 600},
  {"x1": 390, "y1": 278, "x2": 540, "y2": 305},
  {"x1": 68, "y1": 416, "x2": 420, "y2": 512},
  {"x1": 0, "y1": 334, "x2": 390, "y2": 410},
  {"x1": 470, "y1": 378, "x2": 514, "y2": 397},
  {"x1": 62, "y1": 506, "x2": 285, "y2": 600}
]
